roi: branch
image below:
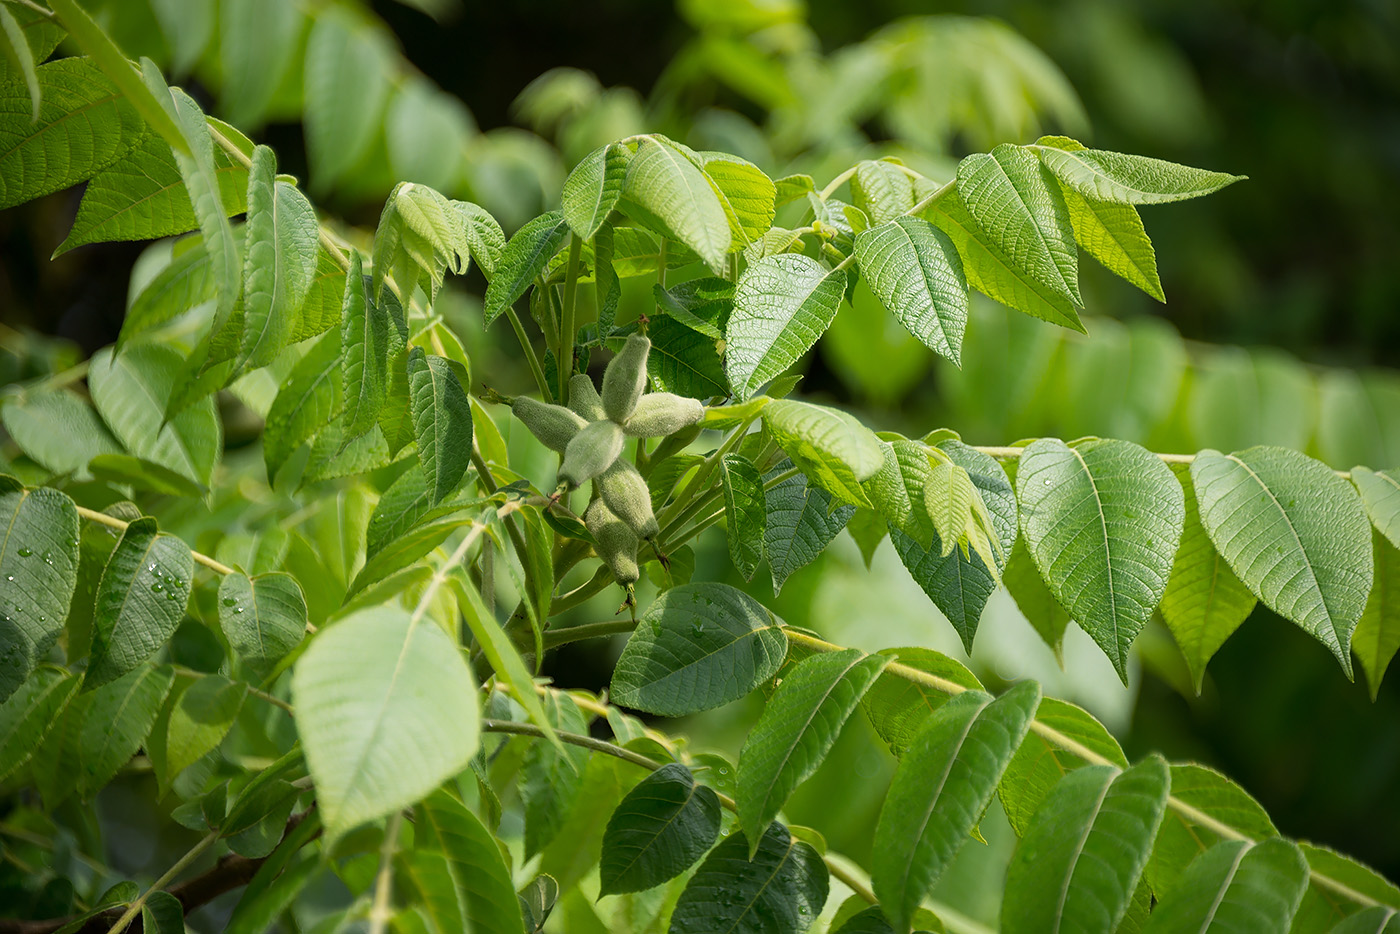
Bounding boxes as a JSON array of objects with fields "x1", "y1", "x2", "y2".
[
  {"x1": 74, "y1": 506, "x2": 235, "y2": 576},
  {"x1": 971, "y1": 444, "x2": 1352, "y2": 480}
]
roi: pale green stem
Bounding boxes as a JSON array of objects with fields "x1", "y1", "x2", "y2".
[
  {"x1": 367, "y1": 812, "x2": 403, "y2": 934},
  {"x1": 559, "y1": 236, "x2": 583, "y2": 404},
  {"x1": 818, "y1": 166, "x2": 857, "y2": 199},
  {"x1": 504, "y1": 305, "x2": 554, "y2": 403},
  {"x1": 103, "y1": 831, "x2": 218, "y2": 934}
]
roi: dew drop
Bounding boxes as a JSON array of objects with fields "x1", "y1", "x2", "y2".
[
  {"x1": 148, "y1": 563, "x2": 157, "y2": 572},
  {"x1": 5, "y1": 576, "x2": 12, "y2": 582},
  {"x1": 42, "y1": 552, "x2": 53, "y2": 565},
  {"x1": 234, "y1": 607, "x2": 244, "y2": 614},
  {"x1": 222, "y1": 597, "x2": 237, "y2": 607},
  {"x1": 16, "y1": 547, "x2": 31, "y2": 557},
  {"x1": 1043, "y1": 478, "x2": 1052, "y2": 485},
  {"x1": 151, "y1": 583, "x2": 164, "y2": 593}
]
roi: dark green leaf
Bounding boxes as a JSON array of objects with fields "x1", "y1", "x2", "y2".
[
  {"x1": 0, "y1": 667, "x2": 79, "y2": 782},
  {"x1": 521, "y1": 691, "x2": 590, "y2": 857},
  {"x1": 765, "y1": 463, "x2": 856, "y2": 594},
  {"x1": 164, "y1": 674, "x2": 246, "y2": 785},
  {"x1": 408, "y1": 347, "x2": 474, "y2": 504},
  {"x1": 998, "y1": 697, "x2": 1127, "y2": 836},
  {"x1": 0, "y1": 484, "x2": 79, "y2": 701},
  {"x1": 600, "y1": 763, "x2": 722, "y2": 895},
  {"x1": 669, "y1": 822, "x2": 828, "y2": 934},
  {"x1": 340, "y1": 252, "x2": 390, "y2": 442},
  {"x1": 1143, "y1": 838, "x2": 1308, "y2": 934},
  {"x1": 264, "y1": 329, "x2": 342, "y2": 480},
  {"x1": 483, "y1": 211, "x2": 569, "y2": 325},
  {"x1": 720, "y1": 453, "x2": 766, "y2": 581},
  {"x1": 860, "y1": 647, "x2": 983, "y2": 757},
  {"x1": 417, "y1": 790, "x2": 528, "y2": 934},
  {"x1": 217, "y1": 572, "x2": 306, "y2": 680},
  {"x1": 727, "y1": 254, "x2": 845, "y2": 400},
  {"x1": 77, "y1": 663, "x2": 175, "y2": 797}
]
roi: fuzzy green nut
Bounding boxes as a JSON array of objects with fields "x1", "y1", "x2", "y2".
[
  {"x1": 623, "y1": 392, "x2": 704, "y2": 438},
  {"x1": 584, "y1": 497, "x2": 640, "y2": 585},
  {"x1": 558, "y1": 418, "x2": 624, "y2": 489},
  {"x1": 602, "y1": 333, "x2": 651, "y2": 422},
  {"x1": 598, "y1": 458, "x2": 660, "y2": 540},
  {"x1": 568, "y1": 373, "x2": 605, "y2": 421},
  {"x1": 512, "y1": 396, "x2": 587, "y2": 452}
]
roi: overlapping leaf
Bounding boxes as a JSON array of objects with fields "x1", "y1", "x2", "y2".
[
  {"x1": 765, "y1": 462, "x2": 856, "y2": 594},
  {"x1": 720, "y1": 453, "x2": 766, "y2": 581},
  {"x1": 562, "y1": 143, "x2": 628, "y2": 240},
  {"x1": 600, "y1": 763, "x2": 721, "y2": 895},
  {"x1": 1033, "y1": 137, "x2": 1244, "y2": 204},
  {"x1": 761, "y1": 398, "x2": 883, "y2": 508},
  {"x1": 620, "y1": 135, "x2": 730, "y2": 273},
  {"x1": 855, "y1": 217, "x2": 968, "y2": 363},
  {"x1": 669, "y1": 822, "x2": 828, "y2": 934},
  {"x1": 1143, "y1": 838, "x2": 1308, "y2": 934},
  {"x1": 727, "y1": 254, "x2": 845, "y2": 400},
  {"x1": 482, "y1": 210, "x2": 569, "y2": 325},
  {"x1": 0, "y1": 482, "x2": 79, "y2": 701}
]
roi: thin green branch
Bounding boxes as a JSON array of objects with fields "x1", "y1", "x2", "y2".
[
  {"x1": 971, "y1": 445, "x2": 1352, "y2": 480},
  {"x1": 504, "y1": 305, "x2": 554, "y2": 403},
  {"x1": 73, "y1": 506, "x2": 235, "y2": 575},
  {"x1": 559, "y1": 236, "x2": 583, "y2": 404},
  {"x1": 102, "y1": 830, "x2": 218, "y2": 934},
  {"x1": 541, "y1": 618, "x2": 637, "y2": 650},
  {"x1": 818, "y1": 166, "x2": 857, "y2": 199},
  {"x1": 367, "y1": 812, "x2": 403, "y2": 934}
]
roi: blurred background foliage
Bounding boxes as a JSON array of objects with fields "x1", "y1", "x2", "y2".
[{"x1": 2, "y1": 0, "x2": 1399, "y2": 924}]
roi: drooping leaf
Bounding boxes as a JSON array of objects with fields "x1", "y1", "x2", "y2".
[
  {"x1": 611, "y1": 582, "x2": 787, "y2": 717},
  {"x1": 1016, "y1": 437, "x2": 1184, "y2": 682},
  {"x1": 873, "y1": 681, "x2": 1041, "y2": 933},
  {"x1": 290, "y1": 605, "x2": 480, "y2": 842},
  {"x1": 998, "y1": 696, "x2": 1127, "y2": 836},
  {"x1": 0, "y1": 483, "x2": 79, "y2": 701},
  {"x1": 217, "y1": 572, "x2": 307, "y2": 680},
  {"x1": 600, "y1": 763, "x2": 722, "y2": 895},
  {"x1": 855, "y1": 216, "x2": 969, "y2": 364},
  {"x1": 482, "y1": 210, "x2": 570, "y2": 325},
  {"x1": 264, "y1": 329, "x2": 342, "y2": 480},
  {"x1": 1001, "y1": 756, "x2": 1171, "y2": 934},
  {"x1": 340, "y1": 252, "x2": 390, "y2": 443},
  {"x1": 1146, "y1": 763, "x2": 1278, "y2": 896},
  {"x1": 669, "y1": 822, "x2": 828, "y2": 934},
  {"x1": 860, "y1": 647, "x2": 983, "y2": 757},
  {"x1": 720, "y1": 453, "x2": 766, "y2": 581},
  {"x1": 1142, "y1": 838, "x2": 1308, "y2": 934},
  {"x1": 1191, "y1": 447, "x2": 1373, "y2": 675},
  {"x1": 737, "y1": 650, "x2": 890, "y2": 853},
  {"x1": 86, "y1": 517, "x2": 193, "y2": 688},
  {"x1": 1, "y1": 389, "x2": 121, "y2": 476},
  {"x1": 1062, "y1": 186, "x2": 1163, "y2": 301},
  {"x1": 304, "y1": 9, "x2": 393, "y2": 191},
  {"x1": 1353, "y1": 468, "x2": 1400, "y2": 551},
  {"x1": 1354, "y1": 530, "x2": 1400, "y2": 700},
  {"x1": 0, "y1": 57, "x2": 143, "y2": 210},
  {"x1": 700, "y1": 151, "x2": 777, "y2": 248},
  {"x1": 164, "y1": 674, "x2": 246, "y2": 783},
  {"x1": 726, "y1": 253, "x2": 845, "y2": 400},
  {"x1": 0, "y1": 667, "x2": 79, "y2": 782},
  {"x1": 77, "y1": 663, "x2": 175, "y2": 797},
  {"x1": 454, "y1": 200, "x2": 506, "y2": 278},
  {"x1": 761, "y1": 398, "x2": 883, "y2": 509},
  {"x1": 1033, "y1": 139, "x2": 1244, "y2": 205},
  {"x1": 521, "y1": 691, "x2": 590, "y2": 857},
  {"x1": 851, "y1": 159, "x2": 915, "y2": 225},
  {"x1": 562, "y1": 143, "x2": 628, "y2": 241},
  {"x1": 1160, "y1": 464, "x2": 1257, "y2": 693},
  {"x1": 765, "y1": 462, "x2": 856, "y2": 594},
  {"x1": 416, "y1": 790, "x2": 528, "y2": 934},
  {"x1": 1003, "y1": 537, "x2": 1072, "y2": 663},
  {"x1": 408, "y1": 348, "x2": 473, "y2": 504},
  {"x1": 620, "y1": 135, "x2": 730, "y2": 274}
]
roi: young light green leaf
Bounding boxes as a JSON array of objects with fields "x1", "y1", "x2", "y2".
[
  {"x1": 164, "y1": 674, "x2": 246, "y2": 783},
  {"x1": 669, "y1": 822, "x2": 828, "y2": 934},
  {"x1": 1191, "y1": 447, "x2": 1373, "y2": 675},
  {"x1": 453, "y1": 200, "x2": 506, "y2": 278},
  {"x1": 416, "y1": 789, "x2": 528, "y2": 934},
  {"x1": 0, "y1": 5, "x2": 40, "y2": 123},
  {"x1": 77, "y1": 663, "x2": 175, "y2": 797},
  {"x1": 521, "y1": 691, "x2": 590, "y2": 857},
  {"x1": 1033, "y1": 139, "x2": 1244, "y2": 205},
  {"x1": 1147, "y1": 763, "x2": 1279, "y2": 897},
  {"x1": 482, "y1": 210, "x2": 570, "y2": 325},
  {"x1": 0, "y1": 667, "x2": 79, "y2": 782},
  {"x1": 1061, "y1": 186, "x2": 1164, "y2": 301},
  {"x1": 290, "y1": 605, "x2": 479, "y2": 842},
  {"x1": 852, "y1": 159, "x2": 915, "y2": 225},
  {"x1": 304, "y1": 9, "x2": 393, "y2": 191},
  {"x1": 89, "y1": 345, "x2": 221, "y2": 488},
  {"x1": 340, "y1": 252, "x2": 389, "y2": 443},
  {"x1": 0, "y1": 483, "x2": 79, "y2": 701},
  {"x1": 620, "y1": 135, "x2": 730, "y2": 274},
  {"x1": 855, "y1": 216, "x2": 968, "y2": 364},
  {"x1": 1001, "y1": 756, "x2": 1171, "y2": 934},
  {"x1": 956, "y1": 143, "x2": 1080, "y2": 305},
  {"x1": 599, "y1": 763, "x2": 722, "y2": 895},
  {"x1": 217, "y1": 572, "x2": 307, "y2": 681},
  {"x1": 737, "y1": 650, "x2": 890, "y2": 855},
  {"x1": 0, "y1": 58, "x2": 144, "y2": 210},
  {"x1": 119, "y1": 236, "x2": 220, "y2": 346},
  {"x1": 1142, "y1": 838, "x2": 1308, "y2": 934},
  {"x1": 611, "y1": 582, "x2": 787, "y2": 716},
  {"x1": 1016, "y1": 437, "x2": 1185, "y2": 682},
  {"x1": 761, "y1": 398, "x2": 883, "y2": 508},
  {"x1": 263, "y1": 329, "x2": 342, "y2": 480},
  {"x1": 727, "y1": 253, "x2": 845, "y2": 400},
  {"x1": 1354, "y1": 530, "x2": 1400, "y2": 700},
  {"x1": 562, "y1": 143, "x2": 628, "y2": 240},
  {"x1": 408, "y1": 347, "x2": 473, "y2": 504},
  {"x1": 873, "y1": 681, "x2": 1041, "y2": 933},
  {"x1": 1160, "y1": 464, "x2": 1257, "y2": 693},
  {"x1": 720, "y1": 453, "x2": 766, "y2": 581},
  {"x1": 238, "y1": 145, "x2": 319, "y2": 371},
  {"x1": 765, "y1": 462, "x2": 856, "y2": 594},
  {"x1": 859, "y1": 647, "x2": 983, "y2": 757},
  {"x1": 1352, "y1": 467, "x2": 1400, "y2": 551},
  {"x1": 998, "y1": 696, "x2": 1127, "y2": 836},
  {"x1": 700, "y1": 151, "x2": 777, "y2": 248}
]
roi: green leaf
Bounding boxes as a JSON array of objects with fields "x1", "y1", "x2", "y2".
[
  {"x1": 217, "y1": 572, "x2": 307, "y2": 681},
  {"x1": 765, "y1": 463, "x2": 855, "y2": 594},
  {"x1": 77, "y1": 663, "x2": 175, "y2": 797},
  {"x1": 0, "y1": 57, "x2": 144, "y2": 210},
  {"x1": 398, "y1": 848, "x2": 468, "y2": 934},
  {"x1": 1191, "y1": 447, "x2": 1373, "y2": 675},
  {"x1": 85, "y1": 517, "x2": 193, "y2": 688},
  {"x1": 1146, "y1": 763, "x2": 1278, "y2": 897},
  {"x1": 1033, "y1": 140, "x2": 1244, "y2": 205},
  {"x1": 340, "y1": 252, "x2": 390, "y2": 443},
  {"x1": 482, "y1": 210, "x2": 570, "y2": 325},
  {"x1": 852, "y1": 159, "x2": 915, "y2": 225},
  {"x1": 726, "y1": 253, "x2": 845, "y2": 400},
  {"x1": 1001, "y1": 756, "x2": 1171, "y2": 934},
  {"x1": 854, "y1": 216, "x2": 968, "y2": 364},
  {"x1": 700, "y1": 151, "x2": 776, "y2": 249},
  {"x1": 1016, "y1": 437, "x2": 1185, "y2": 682},
  {"x1": 1354, "y1": 530, "x2": 1400, "y2": 700},
  {"x1": 1143, "y1": 838, "x2": 1308, "y2": 934},
  {"x1": 1061, "y1": 186, "x2": 1164, "y2": 301},
  {"x1": 1160, "y1": 464, "x2": 1257, "y2": 693},
  {"x1": 164, "y1": 673, "x2": 246, "y2": 783},
  {"x1": 0, "y1": 483, "x2": 79, "y2": 700},
  {"x1": 304, "y1": 9, "x2": 393, "y2": 191},
  {"x1": 928, "y1": 189, "x2": 1083, "y2": 331},
  {"x1": 1296, "y1": 844, "x2": 1400, "y2": 928},
  {"x1": 956, "y1": 144, "x2": 1080, "y2": 305},
  {"x1": 119, "y1": 236, "x2": 220, "y2": 346},
  {"x1": 416, "y1": 790, "x2": 528, "y2": 934},
  {"x1": 611, "y1": 582, "x2": 787, "y2": 717},
  {"x1": 540, "y1": 755, "x2": 645, "y2": 891},
  {"x1": 408, "y1": 348, "x2": 474, "y2": 504},
  {"x1": 1003, "y1": 537, "x2": 1072, "y2": 662},
  {"x1": 644, "y1": 314, "x2": 728, "y2": 400},
  {"x1": 669, "y1": 822, "x2": 828, "y2": 934},
  {"x1": 1330, "y1": 908, "x2": 1400, "y2": 933},
  {"x1": 57, "y1": 124, "x2": 249, "y2": 255},
  {"x1": 0, "y1": 667, "x2": 79, "y2": 782},
  {"x1": 520, "y1": 691, "x2": 590, "y2": 857},
  {"x1": 238, "y1": 145, "x2": 319, "y2": 371},
  {"x1": 562, "y1": 143, "x2": 628, "y2": 240},
  {"x1": 860, "y1": 647, "x2": 982, "y2": 757},
  {"x1": 264, "y1": 329, "x2": 342, "y2": 480},
  {"x1": 1353, "y1": 468, "x2": 1400, "y2": 551},
  {"x1": 620, "y1": 135, "x2": 730, "y2": 274},
  {"x1": 599, "y1": 763, "x2": 722, "y2": 896},
  {"x1": 218, "y1": 0, "x2": 301, "y2": 129},
  {"x1": 89, "y1": 345, "x2": 221, "y2": 488},
  {"x1": 762, "y1": 398, "x2": 883, "y2": 508},
  {"x1": 737, "y1": 650, "x2": 889, "y2": 854},
  {"x1": 873, "y1": 681, "x2": 1041, "y2": 933},
  {"x1": 454, "y1": 200, "x2": 506, "y2": 278},
  {"x1": 720, "y1": 453, "x2": 766, "y2": 581},
  {"x1": 998, "y1": 696, "x2": 1127, "y2": 836},
  {"x1": 1, "y1": 389, "x2": 121, "y2": 476},
  {"x1": 290, "y1": 605, "x2": 480, "y2": 842},
  {"x1": 351, "y1": 511, "x2": 477, "y2": 598},
  {"x1": 0, "y1": 6, "x2": 40, "y2": 123}
]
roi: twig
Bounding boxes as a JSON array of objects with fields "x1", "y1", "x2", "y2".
[{"x1": 74, "y1": 506, "x2": 235, "y2": 575}]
